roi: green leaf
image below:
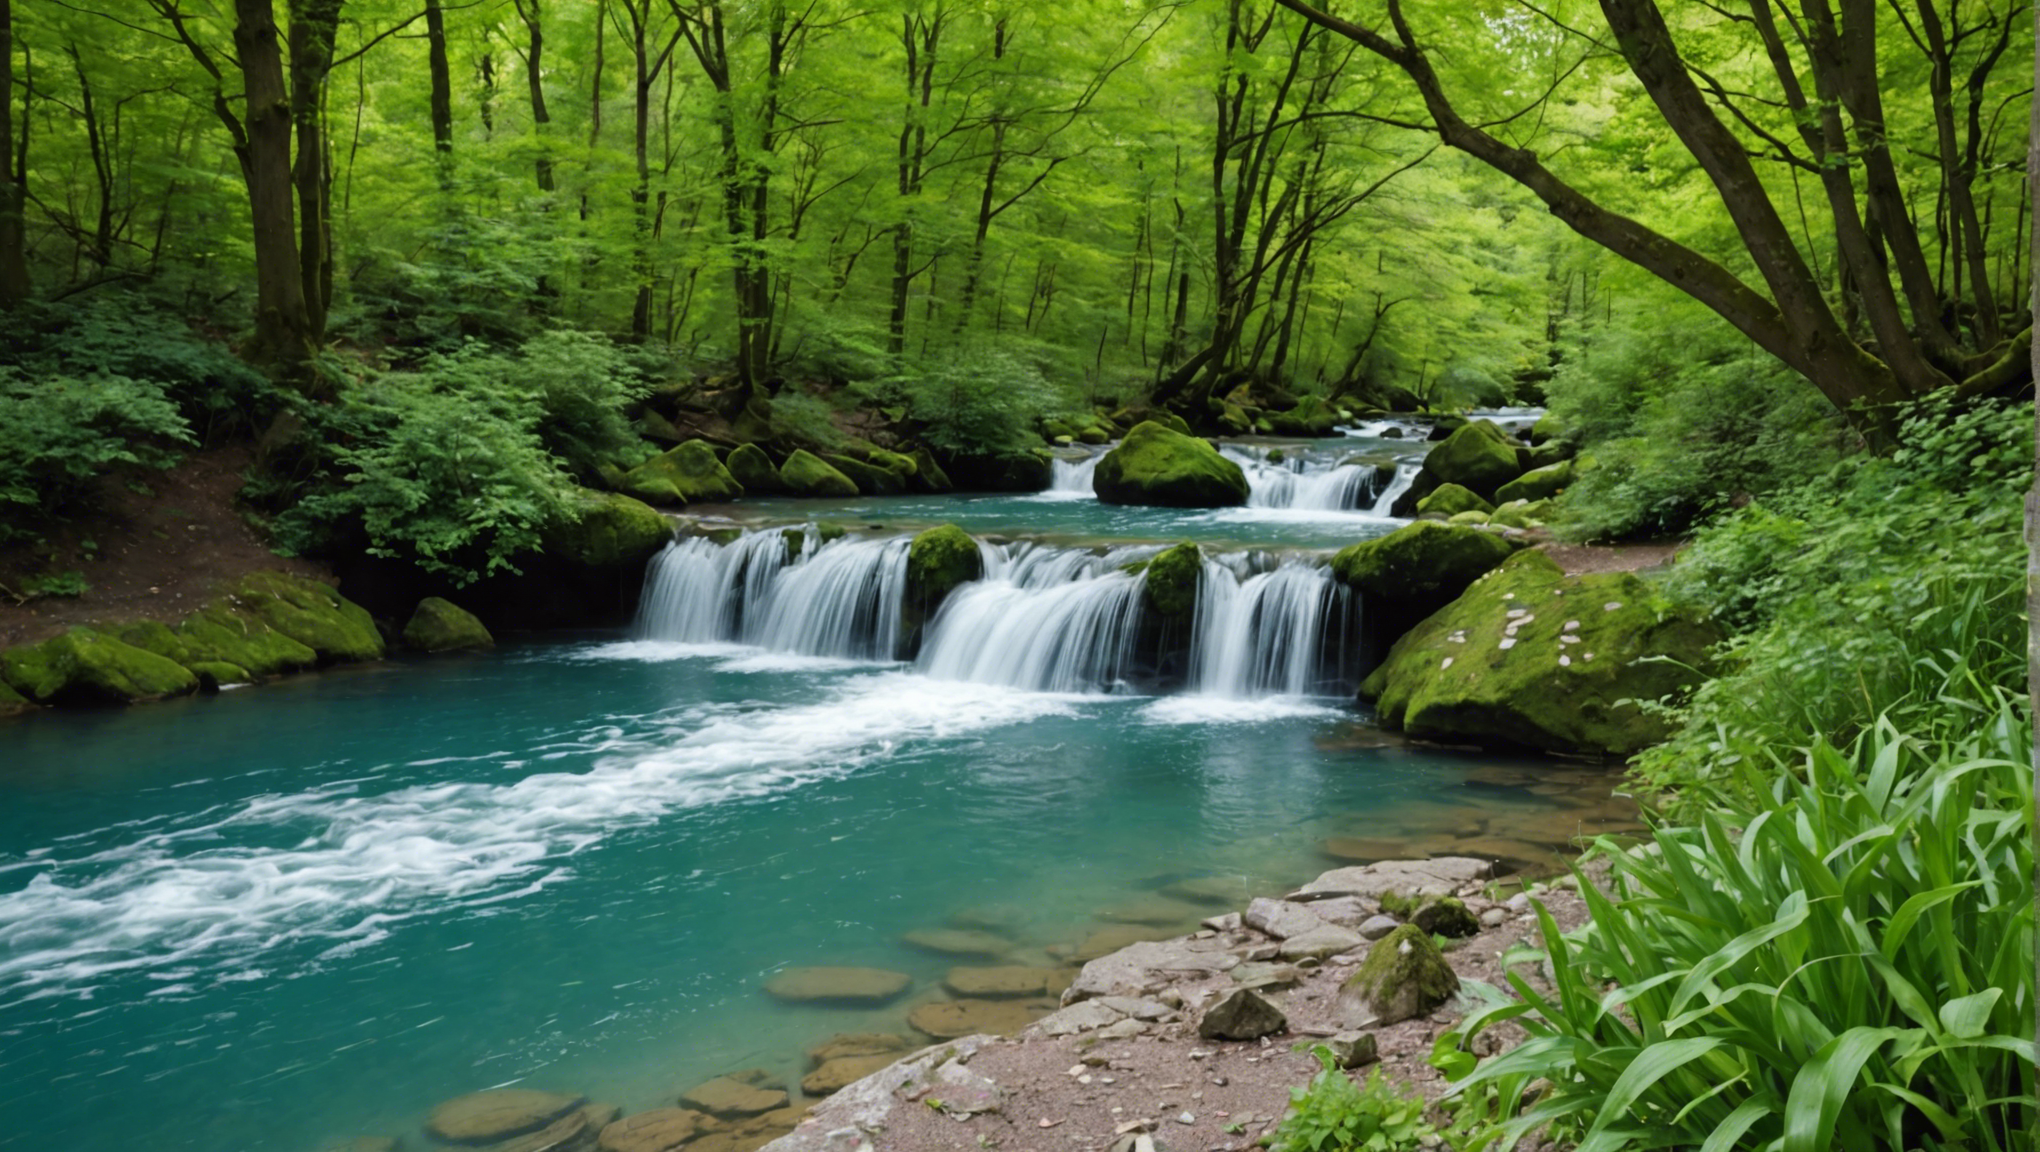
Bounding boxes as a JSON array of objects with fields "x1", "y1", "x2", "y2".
[{"x1": 1782, "y1": 1027, "x2": 1899, "y2": 1152}]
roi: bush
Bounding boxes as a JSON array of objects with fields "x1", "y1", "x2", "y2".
[
  {"x1": 1266, "y1": 1046, "x2": 1440, "y2": 1152},
  {"x1": 887, "y1": 344, "x2": 1056, "y2": 456},
  {"x1": 1436, "y1": 706, "x2": 2035, "y2": 1152},
  {"x1": 0, "y1": 368, "x2": 195, "y2": 542}
]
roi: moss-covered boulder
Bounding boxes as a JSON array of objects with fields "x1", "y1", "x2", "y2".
[
  {"x1": 1447, "y1": 510, "x2": 1491, "y2": 526},
  {"x1": 1, "y1": 628, "x2": 199, "y2": 705},
  {"x1": 620, "y1": 440, "x2": 744, "y2": 506},
  {"x1": 1409, "y1": 896, "x2": 1480, "y2": 939},
  {"x1": 779, "y1": 450, "x2": 860, "y2": 498},
  {"x1": 188, "y1": 661, "x2": 251, "y2": 689},
  {"x1": 1093, "y1": 422, "x2": 1249, "y2": 508},
  {"x1": 544, "y1": 489, "x2": 672, "y2": 568},
  {"x1": 726, "y1": 443, "x2": 786, "y2": 495},
  {"x1": 1215, "y1": 402, "x2": 1253, "y2": 436},
  {"x1": 111, "y1": 620, "x2": 194, "y2": 666},
  {"x1": 1489, "y1": 500, "x2": 1551, "y2": 530},
  {"x1": 1419, "y1": 420, "x2": 1521, "y2": 500},
  {"x1": 1331, "y1": 522, "x2": 1514, "y2": 621},
  {"x1": 404, "y1": 597, "x2": 495, "y2": 652},
  {"x1": 1269, "y1": 395, "x2": 1340, "y2": 437},
  {"x1": 1494, "y1": 460, "x2": 1574, "y2": 505},
  {"x1": 233, "y1": 572, "x2": 385, "y2": 663},
  {"x1": 0, "y1": 679, "x2": 33, "y2": 716},
  {"x1": 1135, "y1": 541, "x2": 1203, "y2": 620},
  {"x1": 1338, "y1": 924, "x2": 1458, "y2": 1027},
  {"x1": 1415, "y1": 484, "x2": 1493, "y2": 518},
  {"x1": 1359, "y1": 550, "x2": 1720, "y2": 755},
  {"x1": 907, "y1": 525, "x2": 982, "y2": 609},
  {"x1": 824, "y1": 453, "x2": 907, "y2": 496},
  {"x1": 177, "y1": 603, "x2": 320, "y2": 677},
  {"x1": 909, "y1": 449, "x2": 954, "y2": 493},
  {"x1": 1528, "y1": 411, "x2": 1570, "y2": 446}
]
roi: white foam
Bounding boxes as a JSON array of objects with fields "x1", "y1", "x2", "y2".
[
  {"x1": 1138, "y1": 695, "x2": 1342, "y2": 725},
  {"x1": 0, "y1": 675, "x2": 1071, "y2": 1001}
]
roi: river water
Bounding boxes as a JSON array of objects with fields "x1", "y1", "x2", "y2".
[{"x1": 0, "y1": 419, "x2": 1635, "y2": 1152}]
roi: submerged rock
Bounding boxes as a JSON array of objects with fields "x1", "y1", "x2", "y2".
[
  {"x1": 404, "y1": 597, "x2": 493, "y2": 652},
  {"x1": 907, "y1": 997, "x2": 1043, "y2": 1039},
  {"x1": 1338, "y1": 924, "x2": 1458, "y2": 1026},
  {"x1": 598, "y1": 1108, "x2": 717, "y2": 1152},
  {"x1": 622, "y1": 441, "x2": 745, "y2": 506},
  {"x1": 680, "y1": 1077, "x2": 788, "y2": 1119},
  {"x1": 426, "y1": 1089, "x2": 587, "y2": 1145},
  {"x1": 800, "y1": 1055, "x2": 900, "y2": 1098},
  {"x1": 1360, "y1": 550, "x2": 1719, "y2": 755},
  {"x1": 761, "y1": 967, "x2": 911, "y2": 1005},
  {"x1": 1071, "y1": 924, "x2": 1176, "y2": 962},
  {"x1": 1092, "y1": 422, "x2": 1249, "y2": 508},
  {"x1": 805, "y1": 1033, "x2": 911, "y2": 1065},
  {"x1": 900, "y1": 928, "x2": 1012, "y2": 958},
  {"x1": 943, "y1": 966, "x2": 1064, "y2": 999},
  {"x1": 778, "y1": 450, "x2": 860, "y2": 498}
]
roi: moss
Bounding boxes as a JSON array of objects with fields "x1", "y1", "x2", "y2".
[
  {"x1": 1410, "y1": 896, "x2": 1480, "y2": 939},
  {"x1": 112, "y1": 620, "x2": 194, "y2": 666},
  {"x1": 1331, "y1": 522, "x2": 1513, "y2": 616},
  {"x1": 1415, "y1": 483, "x2": 1494, "y2": 518},
  {"x1": 621, "y1": 440, "x2": 745, "y2": 506},
  {"x1": 177, "y1": 602, "x2": 321, "y2": 677},
  {"x1": 404, "y1": 597, "x2": 495, "y2": 652},
  {"x1": 1376, "y1": 890, "x2": 1419, "y2": 918},
  {"x1": 825, "y1": 453, "x2": 907, "y2": 495},
  {"x1": 1092, "y1": 422, "x2": 1250, "y2": 508},
  {"x1": 864, "y1": 448, "x2": 919, "y2": 480},
  {"x1": 234, "y1": 572, "x2": 385, "y2": 663},
  {"x1": 907, "y1": 524, "x2": 982, "y2": 607},
  {"x1": 0, "y1": 678, "x2": 31, "y2": 715},
  {"x1": 1340, "y1": 924, "x2": 1459, "y2": 1026},
  {"x1": 1489, "y1": 500, "x2": 1550, "y2": 530},
  {"x1": 1447, "y1": 510, "x2": 1491, "y2": 526},
  {"x1": 188, "y1": 661, "x2": 252, "y2": 690},
  {"x1": 779, "y1": 450, "x2": 860, "y2": 498},
  {"x1": 1364, "y1": 550, "x2": 1721, "y2": 755},
  {"x1": 1529, "y1": 411, "x2": 1570, "y2": 446},
  {"x1": 1140, "y1": 541, "x2": 1202, "y2": 620},
  {"x1": 2, "y1": 628, "x2": 198, "y2": 705},
  {"x1": 726, "y1": 443, "x2": 786, "y2": 495},
  {"x1": 909, "y1": 449, "x2": 954, "y2": 492},
  {"x1": 1495, "y1": 460, "x2": 1574, "y2": 504},
  {"x1": 1269, "y1": 395, "x2": 1338, "y2": 437},
  {"x1": 544, "y1": 489, "x2": 672, "y2": 567},
  {"x1": 1418, "y1": 420, "x2": 1521, "y2": 501}
]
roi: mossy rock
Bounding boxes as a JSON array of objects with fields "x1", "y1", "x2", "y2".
[
  {"x1": 1415, "y1": 484, "x2": 1493, "y2": 518},
  {"x1": 825, "y1": 453, "x2": 907, "y2": 496},
  {"x1": 234, "y1": 572, "x2": 385, "y2": 663},
  {"x1": 1526, "y1": 440, "x2": 1575, "y2": 469},
  {"x1": 909, "y1": 449, "x2": 954, "y2": 492},
  {"x1": 1138, "y1": 541, "x2": 1202, "y2": 620},
  {"x1": 404, "y1": 597, "x2": 495, "y2": 652},
  {"x1": 177, "y1": 603, "x2": 320, "y2": 677},
  {"x1": 1331, "y1": 522, "x2": 1514, "y2": 621},
  {"x1": 620, "y1": 440, "x2": 745, "y2": 506},
  {"x1": 544, "y1": 489, "x2": 672, "y2": 568},
  {"x1": 1409, "y1": 896, "x2": 1480, "y2": 939},
  {"x1": 1074, "y1": 422, "x2": 1112, "y2": 446},
  {"x1": 0, "y1": 679, "x2": 33, "y2": 716},
  {"x1": 1216, "y1": 403, "x2": 1253, "y2": 436},
  {"x1": 1528, "y1": 411, "x2": 1570, "y2": 446},
  {"x1": 864, "y1": 448, "x2": 919, "y2": 480},
  {"x1": 1489, "y1": 500, "x2": 1551, "y2": 531},
  {"x1": 188, "y1": 661, "x2": 252, "y2": 690},
  {"x1": 0, "y1": 628, "x2": 198, "y2": 706},
  {"x1": 111, "y1": 620, "x2": 194, "y2": 666},
  {"x1": 907, "y1": 525, "x2": 982, "y2": 608},
  {"x1": 1338, "y1": 924, "x2": 1459, "y2": 1026},
  {"x1": 1042, "y1": 418, "x2": 1077, "y2": 440},
  {"x1": 779, "y1": 450, "x2": 860, "y2": 498},
  {"x1": 1447, "y1": 510, "x2": 1491, "y2": 526},
  {"x1": 1359, "y1": 550, "x2": 1721, "y2": 755},
  {"x1": 726, "y1": 443, "x2": 786, "y2": 495},
  {"x1": 1092, "y1": 422, "x2": 1249, "y2": 508},
  {"x1": 1269, "y1": 395, "x2": 1339, "y2": 437},
  {"x1": 1417, "y1": 420, "x2": 1521, "y2": 502},
  {"x1": 1494, "y1": 460, "x2": 1574, "y2": 504}
]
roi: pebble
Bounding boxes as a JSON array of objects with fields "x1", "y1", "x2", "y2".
[{"x1": 1179, "y1": 1113, "x2": 1197, "y2": 1125}]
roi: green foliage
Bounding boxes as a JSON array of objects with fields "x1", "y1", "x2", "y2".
[
  {"x1": 767, "y1": 390, "x2": 850, "y2": 452},
  {"x1": 1436, "y1": 707, "x2": 2035, "y2": 1152},
  {"x1": 1637, "y1": 396, "x2": 2028, "y2": 804},
  {"x1": 1265, "y1": 1047, "x2": 1439, "y2": 1152},
  {"x1": 884, "y1": 345, "x2": 1057, "y2": 457},
  {"x1": 15, "y1": 570, "x2": 90, "y2": 599},
  {"x1": 0, "y1": 368, "x2": 195, "y2": 541}
]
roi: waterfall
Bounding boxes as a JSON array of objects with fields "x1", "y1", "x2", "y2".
[
  {"x1": 1224, "y1": 446, "x2": 1417, "y2": 514},
  {"x1": 1042, "y1": 452, "x2": 1104, "y2": 499},
  {"x1": 635, "y1": 529, "x2": 910, "y2": 661},
  {"x1": 1190, "y1": 555, "x2": 1358, "y2": 697},
  {"x1": 917, "y1": 543, "x2": 1149, "y2": 693}
]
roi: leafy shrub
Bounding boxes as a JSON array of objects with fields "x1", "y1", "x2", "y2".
[
  {"x1": 767, "y1": 390, "x2": 849, "y2": 451},
  {"x1": 1436, "y1": 707, "x2": 2035, "y2": 1152},
  {"x1": 1267, "y1": 1046, "x2": 1440, "y2": 1152},
  {"x1": 0, "y1": 368, "x2": 195, "y2": 541},
  {"x1": 888, "y1": 344, "x2": 1056, "y2": 456}
]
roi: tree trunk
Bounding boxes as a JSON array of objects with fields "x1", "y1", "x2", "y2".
[
  {"x1": 289, "y1": 0, "x2": 343, "y2": 342},
  {"x1": 425, "y1": 0, "x2": 453, "y2": 155},
  {"x1": 0, "y1": 0, "x2": 30, "y2": 307},
  {"x1": 234, "y1": 0, "x2": 314, "y2": 376},
  {"x1": 516, "y1": 0, "x2": 554, "y2": 191}
]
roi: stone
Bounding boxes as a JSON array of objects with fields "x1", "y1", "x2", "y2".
[
  {"x1": 599, "y1": 1109, "x2": 716, "y2": 1152},
  {"x1": 908, "y1": 449, "x2": 953, "y2": 493},
  {"x1": 1197, "y1": 989, "x2": 1287, "y2": 1041},
  {"x1": 726, "y1": 444, "x2": 786, "y2": 494},
  {"x1": 109, "y1": 620, "x2": 193, "y2": 666},
  {"x1": 1072, "y1": 924, "x2": 1177, "y2": 962},
  {"x1": 1299, "y1": 896, "x2": 1374, "y2": 927},
  {"x1": 1200, "y1": 912, "x2": 1243, "y2": 933},
  {"x1": 800, "y1": 1056, "x2": 900, "y2": 1098},
  {"x1": 908, "y1": 998, "x2": 1042, "y2": 1039},
  {"x1": 906, "y1": 525, "x2": 982, "y2": 609},
  {"x1": 403, "y1": 597, "x2": 493, "y2": 652},
  {"x1": 1414, "y1": 484, "x2": 1493, "y2": 518},
  {"x1": 545, "y1": 489, "x2": 672, "y2": 568},
  {"x1": 1494, "y1": 460, "x2": 1573, "y2": 505},
  {"x1": 1292, "y1": 858, "x2": 1493, "y2": 901},
  {"x1": 823, "y1": 454, "x2": 906, "y2": 496},
  {"x1": 1268, "y1": 395, "x2": 1340, "y2": 437},
  {"x1": 806, "y1": 1033, "x2": 911, "y2": 1065},
  {"x1": 1320, "y1": 837, "x2": 1411, "y2": 864},
  {"x1": 680, "y1": 1078, "x2": 789, "y2": 1119},
  {"x1": 1330, "y1": 522, "x2": 1515, "y2": 623},
  {"x1": 622, "y1": 441, "x2": 745, "y2": 506},
  {"x1": 1324, "y1": 1032, "x2": 1380, "y2": 1070},
  {"x1": 1338, "y1": 925, "x2": 1459, "y2": 1027},
  {"x1": 918, "y1": 1057, "x2": 1006, "y2": 1117},
  {"x1": 1528, "y1": 411, "x2": 1570, "y2": 446},
  {"x1": 1131, "y1": 542, "x2": 1202, "y2": 621},
  {"x1": 175, "y1": 601, "x2": 319, "y2": 677},
  {"x1": 1032, "y1": 999, "x2": 1126, "y2": 1037},
  {"x1": 1359, "y1": 551, "x2": 1721, "y2": 755},
  {"x1": 0, "y1": 679, "x2": 31, "y2": 716},
  {"x1": 1278, "y1": 925, "x2": 1365, "y2": 960},
  {"x1": 778, "y1": 450, "x2": 860, "y2": 498},
  {"x1": 1447, "y1": 510, "x2": 1492, "y2": 526},
  {"x1": 1357, "y1": 915, "x2": 1400, "y2": 940},
  {"x1": 1243, "y1": 898, "x2": 1327, "y2": 941},
  {"x1": 232, "y1": 572, "x2": 385, "y2": 663},
  {"x1": 1097, "y1": 1019, "x2": 1150, "y2": 1041},
  {"x1": 1410, "y1": 420, "x2": 1521, "y2": 504},
  {"x1": 1410, "y1": 898, "x2": 1481, "y2": 939},
  {"x1": 943, "y1": 966, "x2": 1063, "y2": 999},
  {"x1": 900, "y1": 928, "x2": 1011, "y2": 958},
  {"x1": 1488, "y1": 500, "x2": 1547, "y2": 530},
  {"x1": 1063, "y1": 935, "x2": 1239, "y2": 1002},
  {"x1": 762, "y1": 967, "x2": 912, "y2": 1005},
  {"x1": 0, "y1": 628, "x2": 198, "y2": 706},
  {"x1": 755, "y1": 1037, "x2": 998, "y2": 1152},
  {"x1": 1092, "y1": 422, "x2": 1249, "y2": 508},
  {"x1": 1229, "y1": 961, "x2": 1303, "y2": 991},
  {"x1": 1480, "y1": 908, "x2": 1507, "y2": 928},
  {"x1": 1098, "y1": 995, "x2": 1175, "y2": 1021},
  {"x1": 426, "y1": 1090, "x2": 588, "y2": 1144},
  {"x1": 1094, "y1": 895, "x2": 1206, "y2": 927}
]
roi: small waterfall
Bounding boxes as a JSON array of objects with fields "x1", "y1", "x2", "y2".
[
  {"x1": 1190, "y1": 555, "x2": 1358, "y2": 697},
  {"x1": 917, "y1": 544, "x2": 1149, "y2": 693},
  {"x1": 1042, "y1": 452, "x2": 1104, "y2": 499},
  {"x1": 635, "y1": 529, "x2": 910, "y2": 661},
  {"x1": 1225, "y1": 446, "x2": 1417, "y2": 514}
]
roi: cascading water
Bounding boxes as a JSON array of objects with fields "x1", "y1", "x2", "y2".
[
  {"x1": 916, "y1": 543, "x2": 1151, "y2": 693},
  {"x1": 637, "y1": 529, "x2": 910, "y2": 660},
  {"x1": 1190, "y1": 554, "x2": 1359, "y2": 697},
  {"x1": 1043, "y1": 452, "x2": 1103, "y2": 498},
  {"x1": 1223, "y1": 446, "x2": 1418, "y2": 514}
]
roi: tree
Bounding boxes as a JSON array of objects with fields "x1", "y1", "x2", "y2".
[
  {"x1": 1269, "y1": 0, "x2": 2031, "y2": 421},
  {"x1": 0, "y1": 0, "x2": 28, "y2": 307}
]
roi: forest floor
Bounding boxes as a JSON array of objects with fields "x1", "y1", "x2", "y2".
[
  {"x1": 0, "y1": 446, "x2": 325, "y2": 649},
  {"x1": 1533, "y1": 537, "x2": 1685, "y2": 576}
]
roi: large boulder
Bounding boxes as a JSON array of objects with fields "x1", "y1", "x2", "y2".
[
  {"x1": 543, "y1": 490, "x2": 673, "y2": 568},
  {"x1": 907, "y1": 524, "x2": 981, "y2": 609},
  {"x1": 1528, "y1": 411, "x2": 1571, "y2": 446},
  {"x1": 725, "y1": 444, "x2": 786, "y2": 495},
  {"x1": 1494, "y1": 460, "x2": 1574, "y2": 504},
  {"x1": 403, "y1": 597, "x2": 494, "y2": 652},
  {"x1": 908, "y1": 449, "x2": 954, "y2": 493},
  {"x1": 823, "y1": 453, "x2": 906, "y2": 496},
  {"x1": 177, "y1": 602, "x2": 320, "y2": 677},
  {"x1": 620, "y1": 441, "x2": 744, "y2": 506},
  {"x1": 232, "y1": 572, "x2": 384, "y2": 663},
  {"x1": 1268, "y1": 395, "x2": 1339, "y2": 437},
  {"x1": 1338, "y1": 924, "x2": 1458, "y2": 1026},
  {"x1": 1331, "y1": 522, "x2": 1514, "y2": 622},
  {"x1": 0, "y1": 628, "x2": 198, "y2": 705},
  {"x1": 1092, "y1": 422, "x2": 1249, "y2": 508},
  {"x1": 1359, "y1": 550, "x2": 1719, "y2": 755},
  {"x1": 1134, "y1": 541, "x2": 1201, "y2": 621},
  {"x1": 1414, "y1": 484, "x2": 1493, "y2": 519},
  {"x1": 940, "y1": 449, "x2": 1052, "y2": 493},
  {"x1": 778, "y1": 450, "x2": 859, "y2": 498},
  {"x1": 1410, "y1": 420, "x2": 1521, "y2": 505}
]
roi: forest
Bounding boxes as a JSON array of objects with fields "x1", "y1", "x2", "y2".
[{"x1": 0, "y1": 0, "x2": 2033, "y2": 1151}]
